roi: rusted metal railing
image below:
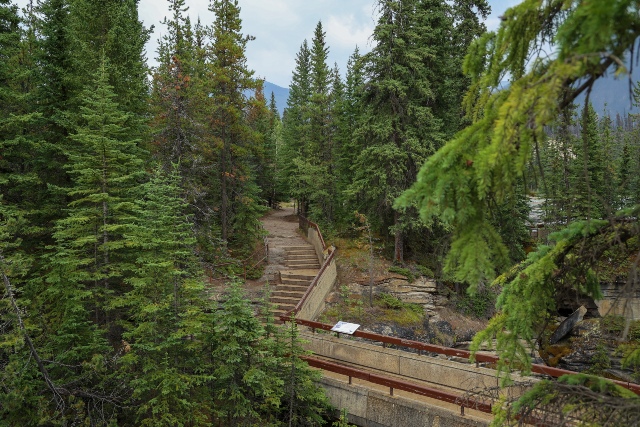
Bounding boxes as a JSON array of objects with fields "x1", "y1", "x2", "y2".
[
  {"x1": 302, "y1": 355, "x2": 492, "y2": 416},
  {"x1": 280, "y1": 317, "x2": 640, "y2": 396},
  {"x1": 283, "y1": 215, "x2": 335, "y2": 318},
  {"x1": 299, "y1": 215, "x2": 326, "y2": 251},
  {"x1": 209, "y1": 235, "x2": 269, "y2": 281}
]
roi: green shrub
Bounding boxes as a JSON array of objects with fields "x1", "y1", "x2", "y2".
[
  {"x1": 454, "y1": 287, "x2": 497, "y2": 319},
  {"x1": 376, "y1": 293, "x2": 423, "y2": 314},
  {"x1": 417, "y1": 265, "x2": 434, "y2": 277},
  {"x1": 377, "y1": 292, "x2": 404, "y2": 309},
  {"x1": 388, "y1": 266, "x2": 415, "y2": 282}
]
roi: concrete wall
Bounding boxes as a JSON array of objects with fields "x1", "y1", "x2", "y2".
[
  {"x1": 297, "y1": 221, "x2": 337, "y2": 321},
  {"x1": 319, "y1": 376, "x2": 489, "y2": 427},
  {"x1": 597, "y1": 282, "x2": 640, "y2": 320},
  {"x1": 298, "y1": 257, "x2": 338, "y2": 320},
  {"x1": 306, "y1": 227, "x2": 325, "y2": 265},
  {"x1": 302, "y1": 332, "x2": 501, "y2": 392}
]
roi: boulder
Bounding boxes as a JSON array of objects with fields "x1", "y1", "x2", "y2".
[{"x1": 550, "y1": 306, "x2": 588, "y2": 344}]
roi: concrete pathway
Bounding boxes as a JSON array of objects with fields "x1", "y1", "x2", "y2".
[{"x1": 260, "y1": 207, "x2": 320, "y2": 319}]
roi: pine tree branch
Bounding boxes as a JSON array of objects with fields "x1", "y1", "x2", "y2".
[{"x1": 0, "y1": 252, "x2": 64, "y2": 409}]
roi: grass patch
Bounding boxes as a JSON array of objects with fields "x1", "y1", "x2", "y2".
[
  {"x1": 374, "y1": 293, "x2": 423, "y2": 326},
  {"x1": 319, "y1": 291, "x2": 424, "y2": 328}
]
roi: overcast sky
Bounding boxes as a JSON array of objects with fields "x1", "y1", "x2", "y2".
[
  {"x1": 138, "y1": 0, "x2": 520, "y2": 87},
  {"x1": 15, "y1": 0, "x2": 521, "y2": 88}
]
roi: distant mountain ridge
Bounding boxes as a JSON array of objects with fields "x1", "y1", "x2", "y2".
[
  {"x1": 263, "y1": 81, "x2": 289, "y2": 116},
  {"x1": 260, "y1": 71, "x2": 637, "y2": 121},
  {"x1": 575, "y1": 64, "x2": 640, "y2": 118}
]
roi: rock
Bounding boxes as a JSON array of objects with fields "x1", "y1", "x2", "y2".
[
  {"x1": 411, "y1": 277, "x2": 437, "y2": 291},
  {"x1": 550, "y1": 306, "x2": 587, "y2": 344},
  {"x1": 570, "y1": 318, "x2": 600, "y2": 337},
  {"x1": 383, "y1": 278, "x2": 411, "y2": 293},
  {"x1": 325, "y1": 292, "x2": 340, "y2": 304}
]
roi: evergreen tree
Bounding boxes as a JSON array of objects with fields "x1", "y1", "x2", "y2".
[
  {"x1": 334, "y1": 48, "x2": 364, "y2": 225},
  {"x1": 70, "y1": 0, "x2": 151, "y2": 118},
  {"x1": 0, "y1": 0, "x2": 39, "y2": 244},
  {"x1": 39, "y1": 62, "x2": 145, "y2": 408},
  {"x1": 117, "y1": 168, "x2": 211, "y2": 426},
  {"x1": 208, "y1": 280, "x2": 283, "y2": 426},
  {"x1": 206, "y1": 0, "x2": 265, "y2": 250},
  {"x1": 267, "y1": 91, "x2": 285, "y2": 207},
  {"x1": 31, "y1": 0, "x2": 79, "y2": 234},
  {"x1": 572, "y1": 104, "x2": 605, "y2": 219},
  {"x1": 279, "y1": 317, "x2": 331, "y2": 426},
  {"x1": 397, "y1": 0, "x2": 640, "y2": 422},
  {"x1": 149, "y1": 0, "x2": 220, "y2": 258},
  {"x1": 281, "y1": 40, "x2": 311, "y2": 207},
  {"x1": 247, "y1": 82, "x2": 277, "y2": 209},
  {"x1": 350, "y1": 0, "x2": 446, "y2": 262}
]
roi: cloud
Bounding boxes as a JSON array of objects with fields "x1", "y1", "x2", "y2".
[{"x1": 325, "y1": 14, "x2": 374, "y2": 50}]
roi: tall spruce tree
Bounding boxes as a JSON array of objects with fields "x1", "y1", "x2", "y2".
[
  {"x1": 42, "y1": 58, "x2": 145, "y2": 367},
  {"x1": 350, "y1": 0, "x2": 447, "y2": 262},
  {"x1": 208, "y1": 280, "x2": 283, "y2": 426},
  {"x1": 281, "y1": 40, "x2": 311, "y2": 209},
  {"x1": 206, "y1": 0, "x2": 265, "y2": 250},
  {"x1": 149, "y1": 0, "x2": 220, "y2": 258},
  {"x1": 117, "y1": 168, "x2": 211, "y2": 426}
]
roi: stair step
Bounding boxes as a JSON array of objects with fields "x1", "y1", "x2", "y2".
[
  {"x1": 285, "y1": 252, "x2": 317, "y2": 258},
  {"x1": 274, "y1": 302, "x2": 296, "y2": 311},
  {"x1": 270, "y1": 295, "x2": 301, "y2": 304},
  {"x1": 286, "y1": 254, "x2": 318, "y2": 260},
  {"x1": 285, "y1": 265, "x2": 320, "y2": 271},
  {"x1": 272, "y1": 290, "x2": 306, "y2": 299},
  {"x1": 281, "y1": 270, "x2": 318, "y2": 280},
  {"x1": 280, "y1": 279, "x2": 311, "y2": 287},
  {"x1": 274, "y1": 283, "x2": 308, "y2": 292},
  {"x1": 285, "y1": 259, "x2": 321, "y2": 266},
  {"x1": 283, "y1": 246, "x2": 314, "y2": 251}
]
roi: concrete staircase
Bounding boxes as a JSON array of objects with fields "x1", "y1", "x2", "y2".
[{"x1": 271, "y1": 245, "x2": 320, "y2": 320}]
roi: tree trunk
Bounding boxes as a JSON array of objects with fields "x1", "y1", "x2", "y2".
[
  {"x1": 394, "y1": 210, "x2": 403, "y2": 263},
  {"x1": 221, "y1": 140, "x2": 228, "y2": 242}
]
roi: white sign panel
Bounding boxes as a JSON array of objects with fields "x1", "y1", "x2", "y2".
[{"x1": 331, "y1": 321, "x2": 360, "y2": 335}]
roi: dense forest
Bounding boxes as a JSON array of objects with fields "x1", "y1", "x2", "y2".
[{"x1": 2, "y1": 0, "x2": 640, "y2": 425}]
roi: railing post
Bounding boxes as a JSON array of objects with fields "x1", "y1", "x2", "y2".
[
  {"x1": 390, "y1": 387, "x2": 394, "y2": 396},
  {"x1": 349, "y1": 376, "x2": 352, "y2": 385},
  {"x1": 461, "y1": 406, "x2": 465, "y2": 416}
]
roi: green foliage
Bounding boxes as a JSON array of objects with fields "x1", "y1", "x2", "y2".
[
  {"x1": 388, "y1": 266, "x2": 415, "y2": 282},
  {"x1": 470, "y1": 209, "x2": 637, "y2": 383},
  {"x1": 586, "y1": 344, "x2": 611, "y2": 375},
  {"x1": 376, "y1": 293, "x2": 422, "y2": 315},
  {"x1": 453, "y1": 286, "x2": 497, "y2": 319},
  {"x1": 209, "y1": 280, "x2": 280, "y2": 425},
  {"x1": 332, "y1": 408, "x2": 355, "y2": 427},
  {"x1": 398, "y1": 0, "x2": 640, "y2": 289},
  {"x1": 491, "y1": 374, "x2": 640, "y2": 426},
  {"x1": 116, "y1": 167, "x2": 211, "y2": 426},
  {"x1": 205, "y1": 0, "x2": 266, "y2": 254},
  {"x1": 377, "y1": 292, "x2": 405, "y2": 310}
]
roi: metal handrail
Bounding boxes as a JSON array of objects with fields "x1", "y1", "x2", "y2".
[
  {"x1": 280, "y1": 317, "x2": 640, "y2": 396},
  {"x1": 285, "y1": 249, "x2": 336, "y2": 317},
  {"x1": 302, "y1": 355, "x2": 492, "y2": 416},
  {"x1": 209, "y1": 235, "x2": 269, "y2": 281},
  {"x1": 284, "y1": 215, "x2": 336, "y2": 317}
]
